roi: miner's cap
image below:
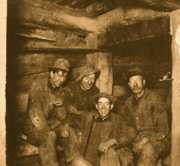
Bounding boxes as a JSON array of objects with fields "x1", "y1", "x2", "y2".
[
  {"x1": 126, "y1": 67, "x2": 145, "y2": 81},
  {"x1": 76, "y1": 64, "x2": 100, "y2": 82},
  {"x1": 92, "y1": 92, "x2": 117, "y2": 105},
  {"x1": 48, "y1": 59, "x2": 70, "y2": 72}
]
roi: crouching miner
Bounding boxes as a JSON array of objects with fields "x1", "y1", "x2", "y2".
[
  {"x1": 23, "y1": 59, "x2": 78, "y2": 166},
  {"x1": 125, "y1": 67, "x2": 170, "y2": 166},
  {"x1": 70, "y1": 92, "x2": 137, "y2": 166}
]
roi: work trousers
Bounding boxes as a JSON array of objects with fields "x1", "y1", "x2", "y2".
[
  {"x1": 134, "y1": 139, "x2": 170, "y2": 166},
  {"x1": 26, "y1": 126, "x2": 80, "y2": 166}
]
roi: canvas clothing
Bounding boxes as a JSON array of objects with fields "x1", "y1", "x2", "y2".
[
  {"x1": 68, "y1": 112, "x2": 137, "y2": 166},
  {"x1": 124, "y1": 88, "x2": 170, "y2": 166},
  {"x1": 65, "y1": 81, "x2": 99, "y2": 112},
  {"x1": 24, "y1": 73, "x2": 79, "y2": 166},
  {"x1": 64, "y1": 81, "x2": 99, "y2": 130},
  {"x1": 24, "y1": 73, "x2": 67, "y2": 135}
]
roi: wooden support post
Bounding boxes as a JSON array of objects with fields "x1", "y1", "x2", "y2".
[
  {"x1": 86, "y1": 33, "x2": 113, "y2": 94},
  {"x1": 171, "y1": 9, "x2": 180, "y2": 166}
]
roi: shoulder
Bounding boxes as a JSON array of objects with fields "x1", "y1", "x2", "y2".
[
  {"x1": 30, "y1": 73, "x2": 48, "y2": 90},
  {"x1": 64, "y1": 81, "x2": 79, "y2": 97},
  {"x1": 90, "y1": 85, "x2": 99, "y2": 95},
  {"x1": 146, "y1": 89, "x2": 167, "y2": 108},
  {"x1": 66, "y1": 81, "x2": 78, "y2": 90},
  {"x1": 147, "y1": 89, "x2": 164, "y2": 102},
  {"x1": 125, "y1": 95, "x2": 133, "y2": 105},
  {"x1": 111, "y1": 113, "x2": 123, "y2": 121}
]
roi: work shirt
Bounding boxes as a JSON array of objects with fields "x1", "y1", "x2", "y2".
[
  {"x1": 24, "y1": 73, "x2": 67, "y2": 135},
  {"x1": 75, "y1": 113, "x2": 137, "y2": 164},
  {"x1": 124, "y1": 88, "x2": 169, "y2": 142}
]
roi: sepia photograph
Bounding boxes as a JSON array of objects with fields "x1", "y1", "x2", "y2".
[{"x1": 4, "y1": 0, "x2": 180, "y2": 166}]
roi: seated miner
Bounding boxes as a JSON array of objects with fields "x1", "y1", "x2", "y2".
[
  {"x1": 70, "y1": 92, "x2": 137, "y2": 166},
  {"x1": 124, "y1": 67, "x2": 170, "y2": 166},
  {"x1": 65, "y1": 63, "x2": 100, "y2": 115},
  {"x1": 23, "y1": 59, "x2": 79, "y2": 166},
  {"x1": 63, "y1": 63, "x2": 100, "y2": 137}
]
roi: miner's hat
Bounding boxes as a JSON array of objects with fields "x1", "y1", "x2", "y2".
[
  {"x1": 92, "y1": 92, "x2": 117, "y2": 105},
  {"x1": 48, "y1": 59, "x2": 70, "y2": 72}
]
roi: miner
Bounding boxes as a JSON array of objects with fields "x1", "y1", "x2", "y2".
[
  {"x1": 23, "y1": 59, "x2": 79, "y2": 166},
  {"x1": 124, "y1": 67, "x2": 170, "y2": 166}
]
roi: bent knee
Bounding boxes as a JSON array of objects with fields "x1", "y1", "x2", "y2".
[
  {"x1": 141, "y1": 142, "x2": 155, "y2": 156},
  {"x1": 71, "y1": 156, "x2": 93, "y2": 166},
  {"x1": 43, "y1": 135, "x2": 56, "y2": 144}
]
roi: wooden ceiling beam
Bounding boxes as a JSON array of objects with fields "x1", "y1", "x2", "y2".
[
  {"x1": 8, "y1": 0, "x2": 170, "y2": 35},
  {"x1": 97, "y1": 16, "x2": 170, "y2": 48},
  {"x1": 138, "y1": 0, "x2": 180, "y2": 11},
  {"x1": 86, "y1": 1, "x2": 114, "y2": 17},
  {"x1": 97, "y1": 7, "x2": 170, "y2": 33},
  {"x1": 8, "y1": 1, "x2": 98, "y2": 33}
]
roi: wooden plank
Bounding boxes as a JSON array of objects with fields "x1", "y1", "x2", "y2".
[
  {"x1": 11, "y1": 53, "x2": 86, "y2": 76},
  {"x1": 171, "y1": 9, "x2": 180, "y2": 166},
  {"x1": 8, "y1": 0, "x2": 97, "y2": 33},
  {"x1": 10, "y1": 19, "x2": 89, "y2": 36},
  {"x1": 138, "y1": 0, "x2": 180, "y2": 11},
  {"x1": 86, "y1": 1, "x2": 114, "y2": 17},
  {"x1": 16, "y1": 29, "x2": 57, "y2": 42},
  {"x1": 86, "y1": 33, "x2": 113, "y2": 94},
  {"x1": 17, "y1": 47, "x2": 110, "y2": 53},
  {"x1": 97, "y1": 16, "x2": 170, "y2": 48}
]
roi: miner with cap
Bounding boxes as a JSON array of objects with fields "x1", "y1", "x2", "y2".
[
  {"x1": 124, "y1": 67, "x2": 170, "y2": 166},
  {"x1": 65, "y1": 63, "x2": 100, "y2": 115},
  {"x1": 23, "y1": 59, "x2": 79, "y2": 166},
  {"x1": 69, "y1": 92, "x2": 137, "y2": 166},
  {"x1": 63, "y1": 63, "x2": 100, "y2": 139}
]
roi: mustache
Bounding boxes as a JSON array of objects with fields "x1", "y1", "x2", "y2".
[{"x1": 132, "y1": 86, "x2": 141, "y2": 90}]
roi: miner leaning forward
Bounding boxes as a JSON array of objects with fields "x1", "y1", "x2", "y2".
[{"x1": 23, "y1": 59, "x2": 80, "y2": 166}]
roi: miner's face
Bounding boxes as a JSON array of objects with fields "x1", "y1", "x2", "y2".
[
  {"x1": 50, "y1": 70, "x2": 68, "y2": 88},
  {"x1": 81, "y1": 73, "x2": 95, "y2": 91},
  {"x1": 128, "y1": 75, "x2": 145, "y2": 94},
  {"x1": 96, "y1": 97, "x2": 113, "y2": 118}
]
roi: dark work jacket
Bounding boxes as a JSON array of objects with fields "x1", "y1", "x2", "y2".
[
  {"x1": 124, "y1": 88, "x2": 169, "y2": 142},
  {"x1": 73, "y1": 112, "x2": 137, "y2": 156},
  {"x1": 24, "y1": 73, "x2": 67, "y2": 135},
  {"x1": 64, "y1": 81, "x2": 99, "y2": 112}
]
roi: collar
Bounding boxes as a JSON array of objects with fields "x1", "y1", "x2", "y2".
[
  {"x1": 94, "y1": 113, "x2": 112, "y2": 122},
  {"x1": 128, "y1": 88, "x2": 149, "y2": 104}
]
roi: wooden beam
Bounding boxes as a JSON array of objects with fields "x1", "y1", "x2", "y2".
[
  {"x1": 16, "y1": 29, "x2": 57, "y2": 42},
  {"x1": 86, "y1": 33, "x2": 113, "y2": 94},
  {"x1": 8, "y1": 0, "x2": 169, "y2": 34},
  {"x1": 8, "y1": 18, "x2": 88, "y2": 37},
  {"x1": 171, "y1": 9, "x2": 180, "y2": 166},
  {"x1": 9, "y1": 52, "x2": 87, "y2": 77},
  {"x1": 97, "y1": 7, "x2": 169, "y2": 33},
  {"x1": 138, "y1": 0, "x2": 180, "y2": 11},
  {"x1": 97, "y1": 16, "x2": 170, "y2": 48},
  {"x1": 17, "y1": 47, "x2": 110, "y2": 53},
  {"x1": 86, "y1": 1, "x2": 114, "y2": 17},
  {"x1": 8, "y1": 0, "x2": 97, "y2": 33}
]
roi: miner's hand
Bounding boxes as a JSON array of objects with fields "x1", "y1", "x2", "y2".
[
  {"x1": 61, "y1": 123, "x2": 70, "y2": 138},
  {"x1": 51, "y1": 98, "x2": 63, "y2": 107},
  {"x1": 98, "y1": 139, "x2": 117, "y2": 154},
  {"x1": 133, "y1": 137, "x2": 149, "y2": 153},
  {"x1": 47, "y1": 131, "x2": 57, "y2": 140},
  {"x1": 67, "y1": 105, "x2": 84, "y2": 115}
]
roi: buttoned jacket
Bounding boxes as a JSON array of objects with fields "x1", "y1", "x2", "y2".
[{"x1": 124, "y1": 88, "x2": 169, "y2": 142}]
